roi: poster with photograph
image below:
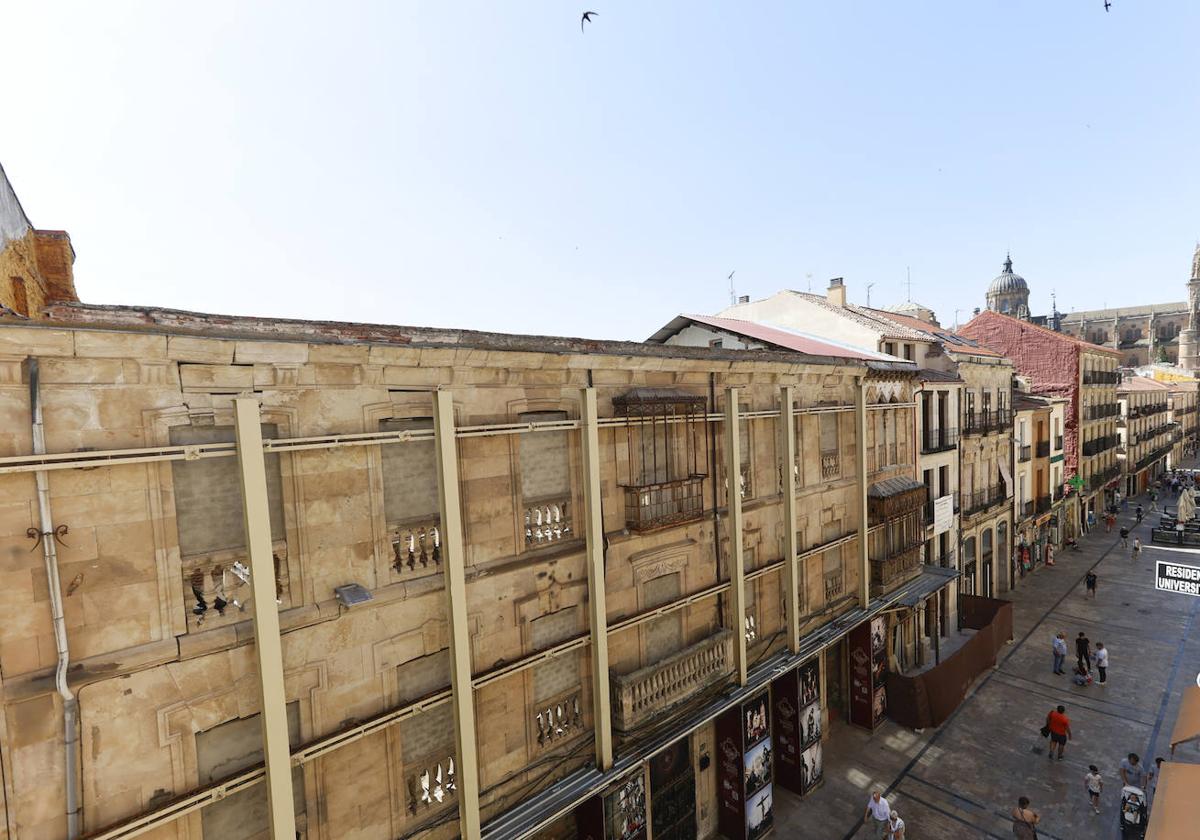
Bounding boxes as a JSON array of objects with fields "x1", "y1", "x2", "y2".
[
  {"x1": 872, "y1": 685, "x2": 887, "y2": 724},
  {"x1": 745, "y1": 784, "x2": 774, "y2": 840},
  {"x1": 799, "y1": 659, "x2": 819, "y2": 706},
  {"x1": 800, "y1": 701, "x2": 821, "y2": 747},
  {"x1": 870, "y1": 617, "x2": 886, "y2": 654},
  {"x1": 800, "y1": 742, "x2": 824, "y2": 793},
  {"x1": 602, "y1": 773, "x2": 646, "y2": 840},
  {"x1": 744, "y1": 693, "x2": 770, "y2": 746},
  {"x1": 743, "y1": 737, "x2": 772, "y2": 796},
  {"x1": 769, "y1": 670, "x2": 803, "y2": 794}
]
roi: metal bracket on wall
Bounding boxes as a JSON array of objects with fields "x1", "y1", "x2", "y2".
[{"x1": 26, "y1": 523, "x2": 69, "y2": 551}]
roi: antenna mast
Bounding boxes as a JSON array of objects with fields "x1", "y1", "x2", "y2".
[
  {"x1": 866, "y1": 282, "x2": 875, "y2": 308},
  {"x1": 906, "y1": 266, "x2": 912, "y2": 302},
  {"x1": 728, "y1": 271, "x2": 736, "y2": 305}
]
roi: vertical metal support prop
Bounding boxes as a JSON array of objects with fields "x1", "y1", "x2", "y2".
[
  {"x1": 232, "y1": 398, "x2": 296, "y2": 840},
  {"x1": 855, "y1": 378, "x2": 870, "y2": 606},
  {"x1": 581, "y1": 388, "x2": 614, "y2": 770},
  {"x1": 780, "y1": 387, "x2": 800, "y2": 654},
  {"x1": 433, "y1": 390, "x2": 482, "y2": 839},
  {"x1": 725, "y1": 389, "x2": 748, "y2": 685}
]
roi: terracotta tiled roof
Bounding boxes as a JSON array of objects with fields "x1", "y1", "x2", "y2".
[
  {"x1": 959, "y1": 310, "x2": 1123, "y2": 358},
  {"x1": 1118, "y1": 376, "x2": 1171, "y2": 392},
  {"x1": 862, "y1": 308, "x2": 1006, "y2": 357},
  {"x1": 784, "y1": 292, "x2": 930, "y2": 341}
]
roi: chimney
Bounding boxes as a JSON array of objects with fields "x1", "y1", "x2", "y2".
[
  {"x1": 827, "y1": 277, "x2": 846, "y2": 307},
  {"x1": 737, "y1": 295, "x2": 750, "y2": 304}
]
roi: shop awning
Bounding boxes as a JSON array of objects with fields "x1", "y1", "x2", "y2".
[
  {"x1": 1169, "y1": 685, "x2": 1200, "y2": 753},
  {"x1": 1145, "y1": 762, "x2": 1200, "y2": 840},
  {"x1": 895, "y1": 564, "x2": 959, "y2": 608}
]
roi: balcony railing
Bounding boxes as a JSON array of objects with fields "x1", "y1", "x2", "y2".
[
  {"x1": 533, "y1": 690, "x2": 583, "y2": 748},
  {"x1": 524, "y1": 496, "x2": 573, "y2": 547},
  {"x1": 823, "y1": 568, "x2": 846, "y2": 603},
  {"x1": 870, "y1": 543, "x2": 923, "y2": 590},
  {"x1": 820, "y1": 450, "x2": 840, "y2": 481},
  {"x1": 622, "y1": 476, "x2": 705, "y2": 532},
  {"x1": 610, "y1": 629, "x2": 733, "y2": 731},
  {"x1": 1019, "y1": 500, "x2": 1034, "y2": 519},
  {"x1": 1017, "y1": 444, "x2": 1032, "y2": 463},
  {"x1": 1054, "y1": 435, "x2": 1064, "y2": 451},
  {"x1": 391, "y1": 517, "x2": 442, "y2": 575},
  {"x1": 964, "y1": 409, "x2": 1013, "y2": 436},
  {"x1": 1036, "y1": 495, "x2": 1052, "y2": 514},
  {"x1": 1083, "y1": 435, "x2": 1119, "y2": 457},
  {"x1": 964, "y1": 484, "x2": 1007, "y2": 517},
  {"x1": 1087, "y1": 466, "x2": 1121, "y2": 490},
  {"x1": 935, "y1": 550, "x2": 956, "y2": 568},
  {"x1": 922, "y1": 493, "x2": 958, "y2": 525},
  {"x1": 1084, "y1": 404, "x2": 1120, "y2": 420},
  {"x1": 1036, "y1": 440, "x2": 1051, "y2": 458},
  {"x1": 921, "y1": 427, "x2": 959, "y2": 454},
  {"x1": 1083, "y1": 370, "x2": 1120, "y2": 385}
]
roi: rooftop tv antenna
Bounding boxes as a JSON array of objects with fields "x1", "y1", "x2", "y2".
[
  {"x1": 905, "y1": 266, "x2": 912, "y2": 302},
  {"x1": 866, "y1": 282, "x2": 875, "y2": 307},
  {"x1": 728, "y1": 270, "x2": 736, "y2": 305},
  {"x1": 806, "y1": 272, "x2": 813, "y2": 293}
]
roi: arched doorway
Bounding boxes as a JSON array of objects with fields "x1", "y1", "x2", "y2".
[{"x1": 981, "y1": 529, "x2": 994, "y2": 597}]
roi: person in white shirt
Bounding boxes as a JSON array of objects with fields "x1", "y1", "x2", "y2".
[
  {"x1": 886, "y1": 812, "x2": 906, "y2": 839},
  {"x1": 864, "y1": 790, "x2": 891, "y2": 839},
  {"x1": 1095, "y1": 643, "x2": 1108, "y2": 685}
]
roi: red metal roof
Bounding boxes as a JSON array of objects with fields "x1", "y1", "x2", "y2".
[{"x1": 678, "y1": 314, "x2": 893, "y2": 361}]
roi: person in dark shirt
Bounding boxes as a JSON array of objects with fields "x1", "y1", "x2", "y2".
[{"x1": 1075, "y1": 632, "x2": 1092, "y2": 673}]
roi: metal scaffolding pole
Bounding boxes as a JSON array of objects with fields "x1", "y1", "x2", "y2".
[
  {"x1": 725, "y1": 389, "x2": 748, "y2": 685},
  {"x1": 780, "y1": 386, "x2": 801, "y2": 654},
  {"x1": 580, "y1": 387, "x2": 614, "y2": 770},
  {"x1": 232, "y1": 398, "x2": 296, "y2": 840},
  {"x1": 856, "y1": 378, "x2": 871, "y2": 606},
  {"x1": 433, "y1": 390, "x2": 482, "y2": 839}
]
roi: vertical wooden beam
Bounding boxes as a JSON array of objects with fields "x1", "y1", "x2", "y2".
[
  {"x1": 856, "y1": 378, "x2": 870, "y2": 607},
  {"x1": 725, "y1": 389, "x2": 748, "y2": 685},
  {"x1": 233, "y1": 398, "x2": 296, "y2": 840},
  {"x1": 433, "y1": 390, "x2": 481, "y2": 840},
  {"x1": 780, "y1": 386, "x2": 800, "y2": 654},
  {"x1": 580, "y1": 387, "x2": 613, "y2": 770}
]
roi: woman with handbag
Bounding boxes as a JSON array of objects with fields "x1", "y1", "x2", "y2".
[{"x1": 1012, "y1": 796, "x2": 1040, "y2": 839}]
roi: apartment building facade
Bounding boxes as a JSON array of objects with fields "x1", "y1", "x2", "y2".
[
  {"x1": 1118, "y1": 376, "x2": 1175, "y2": 495},
  {"x1": 1168, "y1": 381, "x2": 1198, "y2": 464},
  {"x1": 959, "y1": 311, "x2": 1122, "y2": 536},
  {"x1": 1012, "y1": 393, "x2": 1067, "y2": 580}
]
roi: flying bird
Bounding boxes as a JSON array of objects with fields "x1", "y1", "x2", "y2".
[
  {"x1": 581, "y1": 11, "x2": 597, "y2": 33},
  {"x1": 1104, "y1": 0, "x2": 1111, "y2": 10}
]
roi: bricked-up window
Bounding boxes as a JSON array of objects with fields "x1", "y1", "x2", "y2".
[
  {"x1": 518, "y1": 411, "x2": 574, "y2": 547},
  {"x1": 381, "y1": 417, "x2": 438, "y2": 522},
  {"x1": 643, "y1": 572, "x2": 683, "y2": 663},
  {"x1": 196, "y1": 702, "x2": 305, "y2": 839},
  {"x1": 169, "y1": 424, "x2": 286, "y2": 556},
  {"x1": 529, "y1": 607, "x2": 583, "y2": 747}
]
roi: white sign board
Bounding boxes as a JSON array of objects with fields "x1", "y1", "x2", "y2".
[
  {"x1": 933, "y1": 494, "x2": 954, "y2": 536},
  {"x1": 1155, "y1": 560, "x2": 1200, "y2": 597}
]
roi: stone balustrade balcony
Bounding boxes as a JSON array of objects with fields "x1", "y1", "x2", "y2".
[
  {"x1": 870, "y1": 543, "x2": 923, "y2": 591},
  {"x1": 610, "y1": 629, "x2": 733, "y2": 731},
  {"x1": 391, "y1": 517, "x2": 442, "y2": 575},
  {"x1": 524, "y1": 496, "x2": 573, "y2": 547}
]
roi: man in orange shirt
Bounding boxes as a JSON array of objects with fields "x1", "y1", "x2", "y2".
[{"x1": 1046, "y1": 705, "x2": 1072, "y2": 761}]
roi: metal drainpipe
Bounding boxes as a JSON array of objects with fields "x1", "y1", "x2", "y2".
[{"x1": 28, "y1": 357, "x2": 81, "y2": 839}]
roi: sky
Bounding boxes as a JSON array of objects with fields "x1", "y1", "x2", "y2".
[{"x1": 3, "y1": 2, "x2": 1199, "y2": 341}]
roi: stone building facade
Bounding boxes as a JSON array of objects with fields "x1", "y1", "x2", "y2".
[
  {"x1": 1117, "y1": 377, "x2": 1176, "y2": 496},
  {"x1": 959, "y1": 311, "x2": 1122, "y2": 536},
  {"x1": 0, "y1": 279, "x2": 961, "y2": 840},
  {"x1": 1011, "y1": 393, "x2": 1067, "y2": 580},
  {"x1": 0, "y1": 163, "x2": 78, "y2": 317}
]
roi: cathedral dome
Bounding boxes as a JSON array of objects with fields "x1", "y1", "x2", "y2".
[{"x1": 988, "y1": 255, "x2": 1028, "y2": 296}]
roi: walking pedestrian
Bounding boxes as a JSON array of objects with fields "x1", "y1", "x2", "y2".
[
  {"x1": 1012, "y1": 796, "x2": 1040, "y2": 839},
  {"x1": 1115, "y1": 489, "x2": 1123, "y2": 508},
  {"x1": 1085, "y1": 764, "x2": 1103, "y2": 815},
  {"x1": 1087, "y1": 509, "x2": 1097, "y2": 532},
  {"x1": 1075, "y1": 632, "x2": 1092, "y2": 674},
  {"x1": 1151, "y1": 491, "x2": 1159, "y2": 512},
  {"x1": 1132, "y1": 537, "x2": 1142, "y2": 562},
  {"x1": 1052, "y1": 632, "x2": 1068, "y2": 675},
  {"x1": 1120, "y1": 753, "x2": 1148, "y2": 789},
  {"x1": 1104, "y1": 512, "x2": 1112, "y2": 533},
  {"x1": 1122, "y1": 494, "x2": 1130, "y2": 511},
  {"x1": 1136, "y1": 504, "x2": 1144, "y2": 524},
  {"x1": 1095, "y1": 643, "x2": 1108, "y2": 685},
  {"x1": 1085, "y1": 570, "x2": 1097, "y2": 598},
  {"x1": 1045, "y1": 543, "x2": 1054, "y2": 566},
  {"x1": 864, "y1": 790, "x2": 891, "y2": 839},
  {"x1": 1045, "y1": 705, "x2": 1072, "y2": 760},
  {"x1": 1120, "y1": 525, "x2": 1129, "y2": 548},
  {"x1": 885, "y1": 811, "x2": 905, "y2": 839}
]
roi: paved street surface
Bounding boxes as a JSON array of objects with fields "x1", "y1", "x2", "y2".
[{"x1": 774, "y1": 478, "x2": 1200, "y2": 839}]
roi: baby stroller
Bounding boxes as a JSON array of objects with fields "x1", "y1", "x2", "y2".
[{"x1": 1119, "y1": 785, "x2": 1147, "y2": 838}]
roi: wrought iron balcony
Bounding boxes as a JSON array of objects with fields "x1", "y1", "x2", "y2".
[
  {"x1": 1019, "y1": 500, "x2": 1034, "y2": 519},
  {"x1": 1036, "y1": 495, "x2": 1052, "y2": 514},
  {"x1": 1018, "y1": 444, "x2": 1032, "y2": 463},
  {"x1": 921, "y1": 427, "x2": 959, "y2": 454},
  {"x1": 622, "y1": 475, "x2": 705, "y2": 532},
  {"x1": 964, "y1": 484, "x2": 1007, "y2": 517},
  {"x1": 1036, "y1": 440, "x2": 1051, "y2": 458},
  {"x1": 870, "y1": 542, "x2": 923, "y2": 590},
  {"x1": 610, "y1": 629, "x2": 733, "y2": 731}
]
